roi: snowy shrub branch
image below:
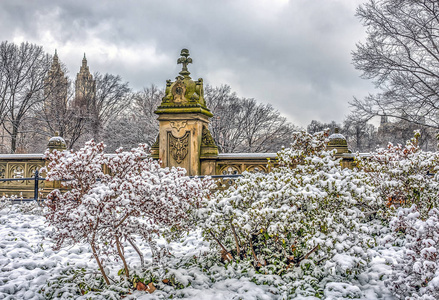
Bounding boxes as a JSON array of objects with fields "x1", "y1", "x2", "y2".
[
  {"x1": 356, "y1": 131, "x2": 439, "y2": 217},
  {"x1": 201, "y1": 130, "x2": 381, "y2": 279},
  {"x1": 43, "y1": 140, "x2": 214, "y2": 284},
  {"x1": 384, "y1": 205, "x2": 439, "y2": 299}
]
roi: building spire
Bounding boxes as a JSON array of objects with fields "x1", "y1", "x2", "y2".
[
  {"x1": 53, "y1": 49, "x2": 59, "y2": 64},
  {"x1": 75, "y1": 53, "x2": 96, "y2": 104},
  {"x1": 82, "y1": 53, "x2": 87, "y2": 67}
]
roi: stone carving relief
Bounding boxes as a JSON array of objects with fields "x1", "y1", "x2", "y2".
[
  {"x1": 171, "y1": 79, "x2": 187, "y2": 104},
  {"x1": 169, "y1": 131, "x2": 190, "y2": 164},
  {"x1": 201, "y1": 126, "x2": 216, "y2": 147},
  {"x1": 151, "y1": 134, "x2": 160, "y2": 148},
  {"x1": 11, "y1": 164, "x2": 24, "y2": 179},
  {"x1": 0, "y1": 164, "x2": 5, "y2": 179},
  {"x1": 170, "y1": 121, "x2": 187, "y2": 132},
  {"x1": 247, "y1": 165, "x2": 267, "y2": 174},
  {"x1": 221, "y1": 165, "x2": 240, "y2": 175},
  {"x1": 27, "y1": 164, "x2": 42, "y2": 183}
]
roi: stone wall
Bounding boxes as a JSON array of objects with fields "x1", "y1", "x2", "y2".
[{"x1": 0, "y1": 154, "x2": 45, "y2": 198}]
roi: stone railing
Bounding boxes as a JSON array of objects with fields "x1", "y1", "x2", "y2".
[
  {"x1": 0, "y1": 154, "x2": 45, "y2": 198},
  {"x1": 214, "y1": 153, "x2": 277, "y2": 174},
  {"x1": 0, "y1": 130, "x2": 360, "y2": 199},
  {"x1": 0, "y1": 151, "x2": 358, "y2": 198}
]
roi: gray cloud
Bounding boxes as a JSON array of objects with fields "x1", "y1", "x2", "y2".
[{"x1": 0, "y1": 0, "x2": 374, "y2": 127}]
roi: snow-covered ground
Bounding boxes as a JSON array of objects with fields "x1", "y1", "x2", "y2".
[{"x1": 0, "y1": 204, "x2": 397, "y2": 299}]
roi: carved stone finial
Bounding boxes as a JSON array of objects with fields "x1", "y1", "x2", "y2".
[
  {"x1": 201, "y1": 126, "x2": 216, "y2": 147},
  {"x1": 48, "y1": 132, "x2": 67, "y2": 151},
  {"x1": 328, "y1": 128, "x2": 348, "y2": 154},
  {"x1": 155, "y1": 49, "x2": 211, "y2": 118},
  {"x1": 177, "y1": 49, "x2": 192, "y2": 78}
]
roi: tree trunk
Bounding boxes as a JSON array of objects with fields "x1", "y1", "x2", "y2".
[
  {"x1": 91, "y1": 242, "x2": 111, "y2": 285},
  {"x1": 10, "y1": 122, "x2": 19, "y2": 153},
  {"x1": 116, "y1": 236, "x2": 130, "y2": 278}
]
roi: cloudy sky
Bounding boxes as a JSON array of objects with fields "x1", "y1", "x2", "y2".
[{"x1": 0, "y1": 0, "x2": 375, "y2": 127}]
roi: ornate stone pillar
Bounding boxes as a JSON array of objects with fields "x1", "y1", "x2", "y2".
[
  {"x1": 154, "y1": 49, "x2": 218, "y2": 176},
  {"x1": 327, "y1": 128, "x2": 354, "y2": 169},
  {"x1": 43, "y1": 132, "x2": 67, "y2": 195}
]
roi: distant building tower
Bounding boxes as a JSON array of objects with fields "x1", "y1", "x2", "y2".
[
  {"x1": 43, "y1": 50, "x2": 69, "y2": 136},
  {"x1": 44, "y1": 50, "x2": 68, "y2": 107},
  {"x1": 378, "y1": 114, "x2": 390, "y2": 139},
  {"x1": 74, "y1": 53, "x2": 96, "y2": 109}
]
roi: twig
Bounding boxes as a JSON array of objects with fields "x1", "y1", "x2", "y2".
[
  {"x1": 294, "y1": 244, "x2": 319, "y2": 266},
  {"x1": 249, "y1": 236, "x2": 262, "y2": 266},
  {"x1": 128, "y1": 237, "x2": 144, "y2": 268},
  {"x1": 209, "y1": 230, "x2": 233, "y2": 261},
  {"x1": 230, "y1": 222, "x2": 241, "y2": 257},
  {"x1": 116, "y1": 235, "x2": 130, "y2": 278}
]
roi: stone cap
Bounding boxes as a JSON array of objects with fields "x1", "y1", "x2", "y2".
[
  {"x1": 155, "y1": 49, "x2": 212, "y2": 117},
  {"x1": 327, "y1": 128, "x2": 349, "y2": 154},
  {"x1": 328, "y1": 128, "x2": 347, "y2": 146},
  {"x1": 47, "y1": 132, "x2": 67, "y2": 151}
]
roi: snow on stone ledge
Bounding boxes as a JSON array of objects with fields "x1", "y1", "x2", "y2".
[
  {"x1": 0, "y1": 153, "x2": 44, "y2": 160},
  {"x1": 218, "y1": 153, "x2": 277, "y2": 159}
]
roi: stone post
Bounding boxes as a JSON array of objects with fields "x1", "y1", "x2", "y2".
[
  {"x1": 154, "y1": 49, "x2": 218, "y2": 176},
  {"x1": 327, "y1": 128, "x2": 354, "y2": 169},
  {"x1": 42, "y1": 132, "x2": 67, "y2": 196}
]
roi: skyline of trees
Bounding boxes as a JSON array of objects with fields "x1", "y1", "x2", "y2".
[
  {"x1": 1, "y1": 35, "x2": 436, "y2": 154},
  {"x1": 0, "y1": 41, "x2": 52, "y2": 153}
]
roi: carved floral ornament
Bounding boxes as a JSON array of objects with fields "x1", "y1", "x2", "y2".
[
  {"x1": 10, "y1": 164, "x2": 24, "y2": 179},
  {"x1": 169, "y1": 131, "x2": 190, "y2": 164},
  {"x1": 171, "y1": 80, "x2": 187, "y2": 104},
  {"x1": 170, "y1": 121, "x2": 187, "y2": 132},
  {"x1": 221, "y1": 165, "x2": 240, "y2": 175},
  {"x1": 0, "y1": 164, "x2": 5, "y2": 179},
  {"x1": 201, "y1": 126, "x2": 216, "y2": 147},
  {"x1": 158, "y1": 49, "x2": 209, "y2": 114}
]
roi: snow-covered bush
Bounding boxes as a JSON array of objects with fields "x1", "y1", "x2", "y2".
[
  {"x1": 18, "y1": 200, "x2": 45, "y2": 215},
  {"x1": 359, "y1": 132, "x2": 439, "y2": 299},
  {"x1": 384, "y1": 205, "x2": 439, "y2": 299},
  {"x1": 0, "y1": 196, "x2": 13, "y2": 211},
  {"x1": 43, "y1": 140, "x2": 213, "y2": 284},
  {"x1": 201, "y1": 131, "x2": 380, "y2": 281},
  {"x1": 356, "y1": 131, "x2": 439, "y2": 218}
]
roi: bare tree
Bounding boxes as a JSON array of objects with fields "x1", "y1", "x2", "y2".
[
  {"x1": 205, "y1": 85, "x2": 244, "y2": 153},
  {"x1": 0, "y1": 41, "x2": 52, "y2": 153},
  {"x1": 376, "y1": 117, "x2": 436, "y2": 151},
  {"x1": 351, "y1": 0, "x2": 439, "y2": 130},
  {"x1": 205, "y1": 84, "x2": 298, "y2": 153},
  {"x1": 237, "y1": 98, "x2": 296, "y2": 152},
  {"x1": 132, "y1": 84, "x2": 163, "y2": 144},
  {"x1": 307, "y1": 120, "x2": 341, "y2": 134},
  {"x1": 88, "y1": 72, "x2": 130, "y2": 141},
  {"x1": 343, "y1": 114, "x2": 377, "y2": 152},
  {"x1": 102, "y1": 85, "x2": 163, "y2": 151}
]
